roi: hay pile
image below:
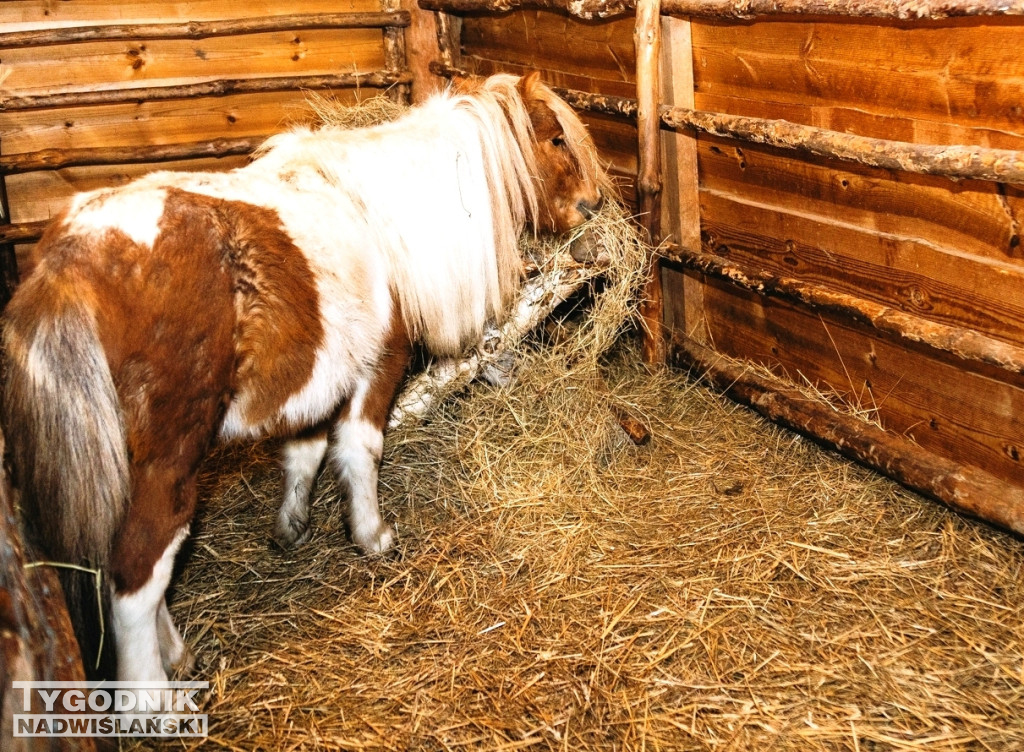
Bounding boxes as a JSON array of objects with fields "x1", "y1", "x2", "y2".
[
  {"x1": 146, "y1": 328, "x2": 1024, "y2": 750},
  {"x1": 128, "y1": 95, "x2": 1024, "y2": 750}
]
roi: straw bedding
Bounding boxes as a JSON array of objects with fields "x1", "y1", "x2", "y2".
[{"x1": 129, "y1": 95, "x2": 1024, "y2": 751}]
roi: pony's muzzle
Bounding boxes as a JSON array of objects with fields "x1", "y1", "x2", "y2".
[{"x1": 577, "y1": 194, "x2": 604, "y2": 220}]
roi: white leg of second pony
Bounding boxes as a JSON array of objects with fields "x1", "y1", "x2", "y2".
[
  {"x1": 331, "y1": 381, "x2": 395, "y2": 555},
  {"x1": 274, "y1": 431, "x2": 329, "y2": 549},
  {"x1": 112, "y1": 526, "x2": 190, "y2": 683}
]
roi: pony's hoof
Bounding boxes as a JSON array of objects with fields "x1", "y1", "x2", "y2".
[
  {"x1": 273, "y1": 516, "x2": 312, "y2": 550},
  {"x1": 355, "y1": 524, "x2": 395, "y2": 556},
  {"x1": 166, "y1": 646, "x2": 197, "y2": 678}
]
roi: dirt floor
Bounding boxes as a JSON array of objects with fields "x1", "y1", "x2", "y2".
[{"x1": 131, "y1": 340, "x2": 1024, "y2": 751}]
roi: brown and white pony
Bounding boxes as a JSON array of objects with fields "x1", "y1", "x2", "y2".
[{"x1": 2, "y1": 72, "x2": 609, "y2": 683}]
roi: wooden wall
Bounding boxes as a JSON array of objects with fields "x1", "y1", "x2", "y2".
[
  {"x1": 674, "y1": 16, "x2": 1024, "y2": 508},
  {"x1": 444, "y1": 6, "x2": 1024, "y2": 532},
  {"x1": 0, "y1": 0, "x2": 405, "y2": 280}
]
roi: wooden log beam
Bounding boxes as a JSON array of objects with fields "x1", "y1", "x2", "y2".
[
  {"x1": 670, "y1": 335, "x2": 1024, "y2": 537},
  {"x1": 0, "y1": 137, "x2": 265, "y2": 176},
  {"x1": 0, "y1": 12, "x2": 411, "y2": 49},
  {"x1": 665, "y1": 242, "x2": 1024, "y2": 375},
  {"x1": 661, "y1": 107, "x2": 1024, "y2": 186},
  {"x1": 0, "y1": 71, "x2": 414, "y2": 112},
  {"x1": 430, "y1": 69, "x2": 1024, "y2": 186},
  {"x1": 418, "y1": 0, "x2": 1024, "y2": 19},
  {"x1": 0, "y1": 220, "x2": 48, "y2": 244},
  {"x1": 389, "y1": 256, "x2": 599, "y2": 428},
  {"x1": 634, "y1": 0, "x2": 666, "y2": 364}
]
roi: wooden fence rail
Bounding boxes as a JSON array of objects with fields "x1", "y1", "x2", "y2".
[
  {"x1": 0, "y1": 12, "x2": 410, "y2": 49},
  {"x1": 419, "y1": 0, "x2": 1024, "y2": 20}
]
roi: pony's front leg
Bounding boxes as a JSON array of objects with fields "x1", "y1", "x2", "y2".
[
  {"x1": 274, "y1": 429, "x2": 329, "y2": 549},
  {"x1": 332, "y1": 395, "x2": 394, "y2": 554},
  {"x1": 332, "y1": 329, "x2": 411, "y2": 555}
]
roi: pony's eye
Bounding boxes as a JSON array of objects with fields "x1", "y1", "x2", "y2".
[{"x1": 551, "y1": 136, "x2": 565, "y2": 148}]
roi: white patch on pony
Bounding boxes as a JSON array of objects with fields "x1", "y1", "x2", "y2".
[
  {"x1": 65, "y1": 185, "x2": 168, "y2": 249},
  {"x1": 331, "y1": 383, "x2": 394, "y2": 555},
  {"x1": 247, "y1": 76, "x2": 538, "y2": 356},
  {"x1": 274, "y1": 432, "x2": 329, "y2": 548},
  {"x1": 112, "y1": 526, "x2": 189, "y2": 683}
]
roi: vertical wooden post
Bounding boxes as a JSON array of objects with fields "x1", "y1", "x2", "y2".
[
  {"x1": 435, "y1": 10, "x2": 462, "y2": 72},
  {"x1": 658, "y1": 17, "x2": 704, "y2": 345},
  {"x1": 382, "y1": 0, "x2": 411, "y2": 105},
  {"x1": 634, "y1": 0, "x2": 665, "y2": 364},
  {"x1": 401, "y1": 0, "x2": 449, "y2": 103}
]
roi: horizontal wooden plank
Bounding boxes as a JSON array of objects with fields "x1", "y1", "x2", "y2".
[
  {"x1": 6, "y1": 155, "x2": 252, "y2": 272},
  {"x1": 670, "y1": 329, "x2": 1024, "y2": 537},
  {"x1": 680, "y1": 271, "x2": 1024, "y2": 491},
  {"x1": 699, "y1": 187, "x2": 1024, "y2": 347},
  {"x1": 0, "y1": 29, "x2": 385, "y2": 94},
  {"x1": 461, "y1": 13, "x2": 636, "y2": 85},
  {"x1": 0, "y1": 0, "x2": 385, "y2": 31},
  {"x1": 421, "y1": 0, "x2": 1024, "y2": 21},
  {"x1": 0, "y1": 90, "x2": 364, "y2": 152},
  {"x1": 0, "y1": 136, "x2": 264, "y2": 175},
  {"x1": 667, "y1": 241, "x2": 1024, "y2": 372},
  {"x1": 692, "y1": 92, "x2": 1024, "y2": 154},
  {"x1": 698, "y1": 136, "x2": 1024, "y2": 263},
  {"x1": 691, "y1": 17, "x2": 1024, "y2": 138}
]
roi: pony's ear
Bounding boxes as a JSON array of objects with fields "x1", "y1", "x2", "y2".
[{"x1": 517, "y1": 70, "x2": 543, "y2": 101}]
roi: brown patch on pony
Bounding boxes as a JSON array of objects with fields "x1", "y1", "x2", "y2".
[
  {"x1": 63, "y1": 194, "x2": 237, "y2": 592},
  {"x1": 207, "y1": 192, "x2": 325, "y2": 432},
  {"x1": 56, "y1": 188, "x2": 322, "y2": 592}
]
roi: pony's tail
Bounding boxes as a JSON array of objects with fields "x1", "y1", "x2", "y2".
[{"x1": 2, "y1": 280, "x2": 129, "y2": 672}]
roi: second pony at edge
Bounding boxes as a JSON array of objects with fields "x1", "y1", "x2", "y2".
[{"x1": 1, "y1": 72, "x2": 611, "y2": 684}]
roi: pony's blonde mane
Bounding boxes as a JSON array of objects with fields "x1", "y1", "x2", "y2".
[{"x1": 251, "y1": 74, "x2": 602, "y2": 356}]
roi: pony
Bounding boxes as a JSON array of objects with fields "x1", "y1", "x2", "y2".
[{"x1": 1, "y1": 71, "x2": 610, "y2": 684}]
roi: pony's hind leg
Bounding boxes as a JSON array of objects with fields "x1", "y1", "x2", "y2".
[
  {"x1": 157, "y1": 599, "x2": 195, "y2": 677},
  {"x1": 111, "y1": 525, "x2": 190, "y2": 682},
  {"x1": 274, "y1": 428, "x2": 329, "y2": 549},
  {"x1": 332, "y1": 326, "x2": 411, "y2": 555}
]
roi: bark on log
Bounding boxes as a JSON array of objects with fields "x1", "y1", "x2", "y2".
[
  {"x1": 0, "y1": 13, "x2": 410, "y2": 49},
  {"x1": 609, "y1": 403, "x2": 652, "y2": 445},
  {"x1": 665, "y1": 243, "x2": 1024, "y2": 375},
  {"x1": 660, "y1": 107, "x2": 1024, "y2": 186},
  {"x1": 671, "y1": 335, "x2": 1024, "y2": 536},
  {"x1": 382, "y1": 0, "x2": 412, "y2": 105},
  {"x1": 0, "y1": 137, "x2": 265, "y2": 176},
  {"x1": 0, "y1": 220, "x2": 47, "y2": 244},
  {"x1": 434, "y1": 12, "x2": 462, "y2": 69},
  {"x1": 419, "y1": 0, "x2": 1024, "y2": 19},
  {"x1": 0, "y1": 71, "x2": 414, "y2": 112},
  {"x1": 389, "y1": 256, "x2": 597, "y2": 428}
]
